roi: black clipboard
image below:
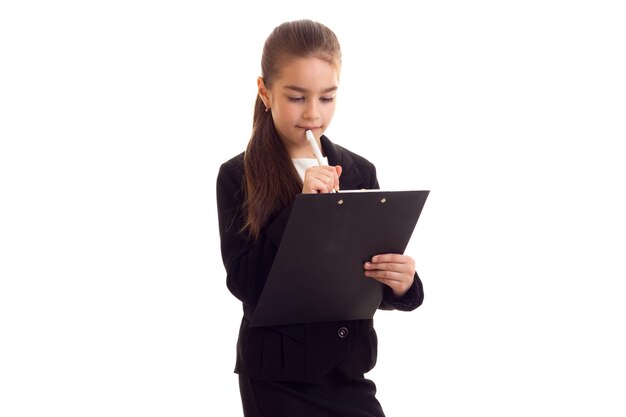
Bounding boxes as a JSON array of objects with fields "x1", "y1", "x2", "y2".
[{"x1": 250, "y1": 190, "x2": 429, "y2": 327}]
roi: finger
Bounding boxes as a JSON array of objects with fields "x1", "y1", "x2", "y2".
[
  {"x1": 368, "y1": 275, "x2": 413, "y2": 297},
  {"x1": 315, "y1": 166, "x2": 340, "y2": 175},
  {"x1": 314, "y1": 166, "x2": 340, "y2": 191},
  {"x1": 304, "y1": 167, "x2": 340, "y2": 193},
  {"x1": 335, "y1": 165, "x2": 342, "y2": 190},
  {"x1": 303, "y1": 170, "x2": 336, "y2": 193},
  {"x1": 303, "y1": 176, "x2": 326, "y2": 193},
  {"x1": 365, "y1": 271, "x2": 414, "y2": 296},
  {"x1": 316, "y1": 167, "x2": 339, "y2": 191},
  {"x1": 305, "y1": 166, "x2": 338, "y2": 177},
  {"x1": 364, "y1": 268, "x2": 410, "y2": 281},
  {"x1": 317, "y1": 173, "x2": 336, "y2": 193},
  {"x1": 365, "y1": 269, "x2": 402, "y2": 281},
  {"x1": 310, "y1": 178, "x2": 333, "y2": 193},
  {"x1": 364, "y1": 261, "x2": 412, "y2": 274},
  {"x1": 370, "y1": 254, "x2": 414, "y2": 265}
]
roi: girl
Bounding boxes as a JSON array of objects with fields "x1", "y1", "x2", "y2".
[{"x1": 216, "y1": 19, "x2": 424, "y2": 417}]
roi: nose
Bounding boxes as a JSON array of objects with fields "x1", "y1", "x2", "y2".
[{"x1": 303, "y1": 100, "x2": 320, "y2": 120}]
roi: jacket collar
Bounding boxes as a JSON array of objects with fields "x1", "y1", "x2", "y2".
[
  {"x1": 320, "y1": 135, "x2": 368, "y2": 190},
  {"x1": 320, "y1": 135, "x2": 344, "y2": 167}
]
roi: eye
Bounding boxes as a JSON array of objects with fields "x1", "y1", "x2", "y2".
[
  {"x1": 320, "y1": 96, "x2": 335, "y2": 103},
  {"x1": 288, "y1": 96, "x2": 305, "y2": 102}
]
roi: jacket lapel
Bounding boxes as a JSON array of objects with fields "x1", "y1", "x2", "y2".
[{"x1": 320, "y1": 135, "x2": 369, "y2": 190}]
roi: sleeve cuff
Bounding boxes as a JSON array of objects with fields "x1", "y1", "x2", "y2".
[{"x1": 382, "y1": 272, "x2": 424, "y2": 311}]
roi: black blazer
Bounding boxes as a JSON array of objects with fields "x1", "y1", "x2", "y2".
[{"x1": 216, "y1": 135, "x2": 424, "y2": 382}]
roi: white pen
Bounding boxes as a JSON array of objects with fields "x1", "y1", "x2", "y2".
[{"x1": 306, "y1": 129, "x2": 338, "y2": 193}]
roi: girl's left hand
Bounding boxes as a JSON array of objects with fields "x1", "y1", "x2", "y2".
[{"x1": 364, "y1": 254, "x2": 415, "y2": 297}]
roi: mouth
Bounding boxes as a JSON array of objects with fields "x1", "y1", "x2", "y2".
[{"x1": 298, "y1": 126, "x2": 321, "y2": 131}]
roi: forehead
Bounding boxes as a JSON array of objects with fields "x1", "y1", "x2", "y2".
[{"x1": 273, "y1": 57, "x2": 340, "y2": 90}]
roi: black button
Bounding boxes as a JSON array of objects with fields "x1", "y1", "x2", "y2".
[{"x1": 337, "y1": 327, "x2": 349, "y2": 338}]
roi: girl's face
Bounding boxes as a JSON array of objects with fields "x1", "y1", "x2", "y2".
[{"x1": 259, "y1": 56, "x2": 339, "y2": 158}]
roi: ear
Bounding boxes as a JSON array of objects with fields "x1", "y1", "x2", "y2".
[{"x1": 257, "y1": 77, "x2": 271, "y2": 109}]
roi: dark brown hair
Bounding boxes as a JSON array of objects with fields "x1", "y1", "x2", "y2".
[{"x1": 242, "y1": 20, "x2": 342, "y2": 239}]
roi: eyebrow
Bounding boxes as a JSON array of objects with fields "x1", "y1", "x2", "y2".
[{"x1": 283, "y1": 85, "x2": 338, "y2": 94}]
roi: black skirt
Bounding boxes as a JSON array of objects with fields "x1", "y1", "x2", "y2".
[{"x1": 238, "y1": 369, "x2": 386, "y2": 417}]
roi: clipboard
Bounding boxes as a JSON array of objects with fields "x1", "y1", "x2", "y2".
[{"x1": 250, "y1": 190, "x2": 429, "y2": 327}]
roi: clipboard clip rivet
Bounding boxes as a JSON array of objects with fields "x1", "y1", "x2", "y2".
[
  {"x1": 380, "y1": 198, "x2": 386, "y2": 203},
  {"x1": 337, "y1": 199, "x2": 344, "y2": 205}
]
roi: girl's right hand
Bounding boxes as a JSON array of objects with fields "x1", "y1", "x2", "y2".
[{"x1": 302, "y1": 165, "x2": 342, "y2": 194}]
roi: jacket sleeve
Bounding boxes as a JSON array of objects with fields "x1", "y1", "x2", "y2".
[
  {"x1": 378, "y1": 273, "x2": 424, "y2": 311},
  {"x1": 216, "y1": 160, "x2": 292, "y2": 307}
]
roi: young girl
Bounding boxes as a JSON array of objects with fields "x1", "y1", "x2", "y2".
[{"x1": 216, "y1": 19, "x2": 424, "y2": 417}]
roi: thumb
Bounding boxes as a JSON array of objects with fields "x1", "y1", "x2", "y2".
[{"x1": 335, "y1": 165, "x2": 342, "y2": 178}]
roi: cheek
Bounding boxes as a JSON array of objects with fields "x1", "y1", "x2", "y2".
[
  {"x1": 323, "y1": 104, "x2": 336, "y2": 119},
  {"x1": 278, "y1": 105, "x2": 298, "y2": 122}
]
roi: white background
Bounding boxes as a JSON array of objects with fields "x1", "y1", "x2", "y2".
[{"x1": 1, "y1": 1, "x2": 625, "y2": 416}]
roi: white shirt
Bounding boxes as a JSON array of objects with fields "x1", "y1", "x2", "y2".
[{"x1": 292, "y1": 157, "x2": 329, "y2": 182}]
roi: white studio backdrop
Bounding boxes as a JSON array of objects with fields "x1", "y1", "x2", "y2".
[{"x1": 1, "y1": 1, "x2": 625, "y2": 416}]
